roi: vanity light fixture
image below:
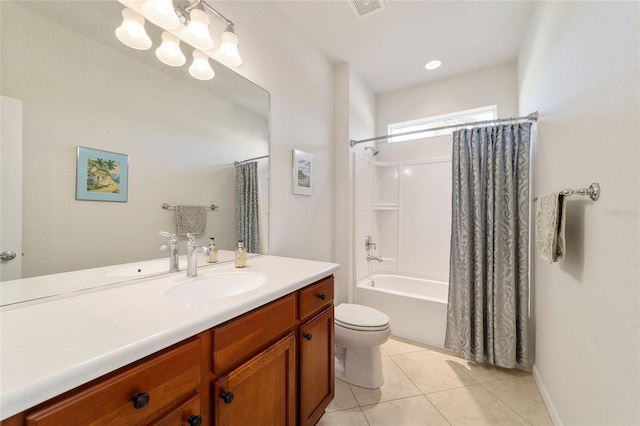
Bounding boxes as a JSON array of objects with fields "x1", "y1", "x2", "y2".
[
  {"x1": 155, "y1": 31, "x2": 186, "y2": 67},
  {"x1": 189, "y1": 50, "x2": 215, "y2": 80},
  {"x1": 115, "y1": 0, "x2": 243, "y2": 80},
  {"x1": 115, "y1": 8, "x2": 152, "y2": 50}
]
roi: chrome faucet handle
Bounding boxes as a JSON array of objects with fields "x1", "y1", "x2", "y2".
[
  {"x1": 365, "y1": 235, "x2": 377, "y2": 251},
  {"x1": 186, "y1": 233, "x2": 197, "y2": 246},
  {"x1": 160, "y1": 230, "x2": 178, "y2": 240},
  {"x1": 159, "y1": 231, "x2": 179, "y2": 248}
]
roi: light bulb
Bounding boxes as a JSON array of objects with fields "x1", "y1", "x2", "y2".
[
  {"x1": 155, "y1": 32, "x2": 186, "y2": 67},
  {"x1": 189, "y1": 50, "x2": 215, "y2": 80},
  {"x1": 215, "y1": 27, "x2": 242, "y2": 68},
  {"x1": 115, "y1": 8, "x2": 152, "y2": 50},
  {"x1": 182, "y1": 9, "x2": 214, "y2": 51},
  {"x1": 141, "y1": 0, "x2": 180, "y2": 29}
]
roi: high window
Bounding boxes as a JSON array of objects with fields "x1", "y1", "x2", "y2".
[{"x1": 388, "y1": 105, "x2": 497, "y2": 143}]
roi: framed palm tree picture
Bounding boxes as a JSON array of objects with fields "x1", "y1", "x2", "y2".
[{"x1": 76, "y1": 146, "x2": 129, "y2": 202}]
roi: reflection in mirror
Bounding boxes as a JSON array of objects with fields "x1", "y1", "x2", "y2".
[{"x1": 0, "y1": 1, "x2": 269, "y2": 283}]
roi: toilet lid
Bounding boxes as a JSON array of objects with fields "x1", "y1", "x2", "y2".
[{"x1": 335, "y1": 303, "x2": 389, "y2": 329}]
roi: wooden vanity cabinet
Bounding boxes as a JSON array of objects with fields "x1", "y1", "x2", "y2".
[
  {"x1": 209, "y1": 275, "x2": 335, "y2": 426},
  {"x1": 1, "y1": 275, "x2": 335, "y2": 426}
]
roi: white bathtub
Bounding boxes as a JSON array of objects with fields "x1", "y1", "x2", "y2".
[{"x1": 354, "y1": 274, "x2": 449, "y2": 348}]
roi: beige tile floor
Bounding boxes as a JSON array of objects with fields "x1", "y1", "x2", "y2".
[{"x1": 318, "y1": 337, "x2": 552, "y2": 426}]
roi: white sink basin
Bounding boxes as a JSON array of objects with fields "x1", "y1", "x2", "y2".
[
  {"x1": 166, "y1": 272, "x2": 267, "y2": 302},
  {"x1": 104, "y1": 259, "x2": 185, "y2": 278}
]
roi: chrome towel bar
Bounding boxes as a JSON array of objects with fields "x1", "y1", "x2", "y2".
[
  {"x1": 162, "y1": 203, "x2": 218, "y2": 211},
  {"x1": 560, "y1": 182, "x2": 600, "y2": 201},
  {"x1": 533, "y1": 182, "x2": 601, "y2": 202}
]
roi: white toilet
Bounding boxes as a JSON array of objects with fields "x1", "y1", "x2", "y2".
[{"x1": 334, "y1": 303, "x2": 391, "y2": 389}]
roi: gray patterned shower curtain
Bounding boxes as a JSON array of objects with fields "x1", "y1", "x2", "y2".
[
  {"x1": 235, "y1": 161, "x2": 260, "y2": 253},
  {"x1": 445, "y1": 123, "x2": 531, "y2": 368}
]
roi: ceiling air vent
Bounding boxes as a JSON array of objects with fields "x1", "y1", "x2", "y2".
[{"x1": 349, "y1": 0, "x2": 386, "y2": 19}]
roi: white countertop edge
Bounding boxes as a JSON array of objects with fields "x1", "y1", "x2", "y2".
[{"x1": 0, "y1": 256, "x2": 339, "y2": 420}]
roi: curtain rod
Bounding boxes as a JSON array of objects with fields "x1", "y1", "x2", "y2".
[
  {"x1": 349, "y1": 111, "x2": 538, "y2": 147},
  {"x1": 234, "y1": 155, "x2": 269, "y2": 166}
]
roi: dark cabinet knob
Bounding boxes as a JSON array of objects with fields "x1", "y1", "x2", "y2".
[
  {"x1": 319, "y1": 293, "x2": 327, "y2": 300},
  {"x1": 221, "y1": 391, "x2": 234, "y2": 405},
  {"x1": 188, "y1": 415, "x2": 203, "y2": 426},
  {"x1": 303, "y1": 332, "x2": 313, "y2": 341},
  {"x1": 131, "y1": 392, "x2": 150, "y2": 409}
]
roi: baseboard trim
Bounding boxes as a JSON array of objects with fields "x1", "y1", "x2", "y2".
[{"x1": 533, "y1": 364, "x2": 563, "y2": 426}]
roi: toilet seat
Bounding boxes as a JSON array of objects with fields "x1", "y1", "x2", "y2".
[{"x1": 335, "y1": 303, "x2": 390, "y2": 332}]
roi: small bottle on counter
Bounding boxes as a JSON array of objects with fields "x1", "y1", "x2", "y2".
[
  {"x1": 235, "y1": 240, "x2": 247, "y2": 268},
  {"x1": 207, "y1": 237, "x2": 218, "y2": 263}
]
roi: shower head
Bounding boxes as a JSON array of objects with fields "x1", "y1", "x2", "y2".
[{"x1": 365, "y1": 146, "x2": 379, "y2": 156}]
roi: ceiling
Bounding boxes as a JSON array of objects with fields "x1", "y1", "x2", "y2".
[{"x1": 274, "y1": 0, "x2": 535, "y2": 94}]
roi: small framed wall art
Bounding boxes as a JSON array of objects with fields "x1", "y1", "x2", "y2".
[
  {"x1": 76, "y1": 146, "x2": 129, "y2": 202},
  {"x1": 292, "y1": 149, "x2": 313, "y2": 196}
]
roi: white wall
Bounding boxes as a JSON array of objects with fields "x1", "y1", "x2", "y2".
[
  {"x1": 376, "y1": 61, "x2": 519, "y2": 142},
  {"x1": 216, "y1": 1, "x2": 335, "y2": 263},
  {"x1": 519, "y1": 2, "x2": 640, "y2": 425},
  {"x1": 334, "y1": 63, "x2": 377, "y2": 303},
  {"x1": 333, "y1": 63, "x2": 352, "y2": 304}
]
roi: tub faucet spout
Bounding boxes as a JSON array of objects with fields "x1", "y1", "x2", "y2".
[{"x1": 367, "y1": 254, "x2": 383, "y2": 263}]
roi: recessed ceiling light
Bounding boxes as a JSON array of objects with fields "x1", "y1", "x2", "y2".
[{"x1": 425, "y1": 60, "x2": 442, "y2": 70}]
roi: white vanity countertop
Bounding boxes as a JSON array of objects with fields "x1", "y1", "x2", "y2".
[
  {"x1": 0, "y1": 255, "x2": 339, "y2": 420},
  {"x1": 0, "y1": 251, "x2": 245, "y2": 308}
]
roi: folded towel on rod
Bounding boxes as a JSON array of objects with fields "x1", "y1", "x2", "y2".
[
  {"x1": 535, "y1": 193, "x2": 567, "y2": 263},
  {"x1": 175, "y1": 205, "x2": 206, "y2": 236}
]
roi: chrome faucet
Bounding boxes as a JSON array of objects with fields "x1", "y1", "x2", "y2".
[
  {"x1": 365, "y1": 236, "x2": 383, "y2": 262},
  {"x1": 186, "y1": 233, "x2": 210, "y2": 277},
  {"x1": 160, "y1": 231, "x2": 180, "y2": 273}
]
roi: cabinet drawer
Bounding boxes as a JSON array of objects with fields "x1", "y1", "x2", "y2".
[
  {"x1": 145, "y1": 394, "x2": 201, "y2": 426},
  {"x1": 212, "y1": 294, "x2": 295, "y2": 374},
  {"x1": 26, "y1": 339, "x2": 201, "y2": 426},
  {"x1": 298, "y1": 276, "x2": 334, "y2": 321}
]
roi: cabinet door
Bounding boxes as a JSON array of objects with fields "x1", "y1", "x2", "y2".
[
  {"x1": 299, "y1": 307, "x2": 335, "y2": 426},
  {"x1": 213, "y1": 334, "x2": 296, "y2": 426}
]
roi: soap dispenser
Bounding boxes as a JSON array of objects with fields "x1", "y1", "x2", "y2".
[
  {"x1": 235, "y1": 240, "x2": 247, "y2": 268},
  {"x1": 207, "y1": 237, "x2": 218, "y2": 263}
]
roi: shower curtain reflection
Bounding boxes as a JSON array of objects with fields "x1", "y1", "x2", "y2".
[{"x1": 235, "y1": 161, "x2": 260, "y2": 253}]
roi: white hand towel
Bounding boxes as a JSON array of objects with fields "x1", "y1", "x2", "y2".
[
  {"x1": 175, "y1": 205, "x2": 206, "y2": 236},
  {"x1": 535, "y1": 193, "x2": 567, "y2": 263}
]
